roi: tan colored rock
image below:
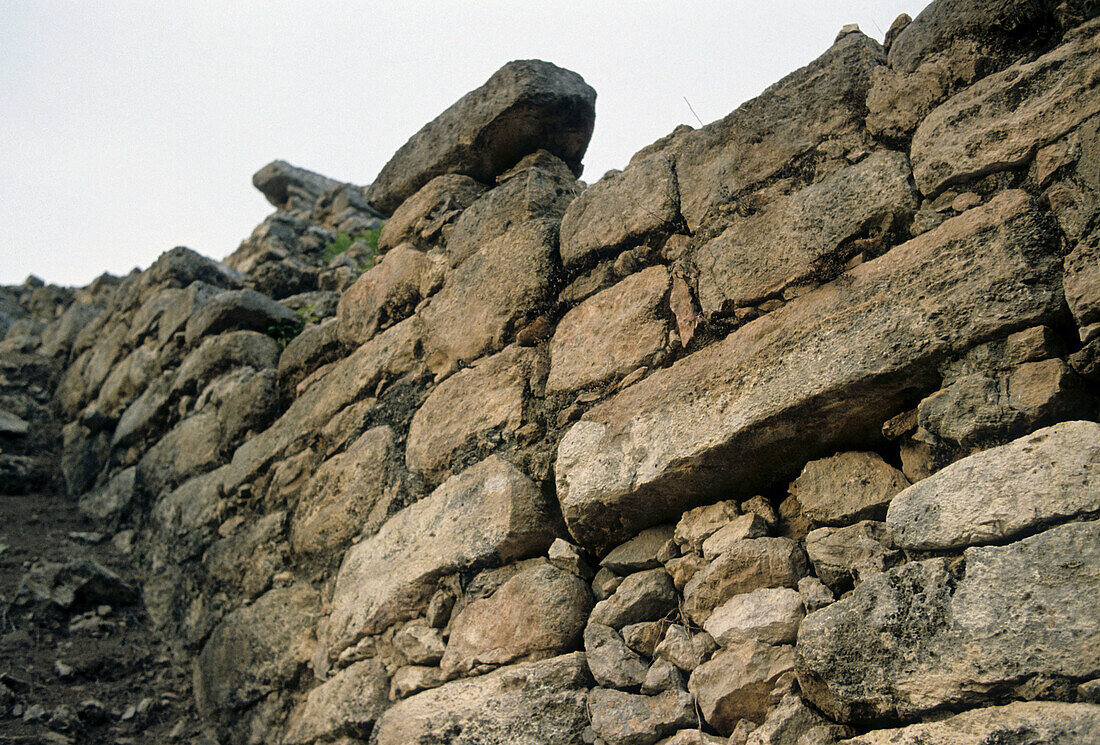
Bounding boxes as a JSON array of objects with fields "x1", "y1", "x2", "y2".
[
  {"x1": 911, "y1": 21, "x2": 1100, "y2": 195},
  {"x1": 665, "y1": 554, "x2": 708, "y2": 592},
  {"x1": 282, "y1": 659, "x2": 388, "y2": 745},
  {"x1": 290, "y1": 426, "x2": 406, "y2": 556},
  {"x1": 653, "y1": 624, "x2": 717, "y2": 672},
  {"x1": 621, "y1": 621, "x2": 664, "y2": 658},
  {"x1": 365, "y1": 59, "x2": 595, "y2": 214},
  {"x1": 683, "y1": 538, "x2": 807, "y2": 625},
  {"x1": 556, "y1": 191, "x2": 1064, "y2": 552},
  {"x1": 674, "y1": 500, "x2": 741, "y2": 552},
  {"x1": 585, "y1": 622, "x2": 650, "y2": 689},
  {"x1": 691, "y1": 151, "x2": 917, "y2": 316},
  {"x1": 372, "y1": 653, "x2": 591, "y2": 745},
  {"x1": 601, "y1": 524, "x2": 676, "y2": 574},
  {"x1": 704, "y1": 587, "x2": 805, "y2": 647},
  {"x1": 390, "y1": 665, "x2": 446, "y2": 700},
  {"x1": 394, "y1": 624, "x2": 446, "y2": 666},
  {"x1": 547, "y1": 265, "x2": 671, "y2": 394},
  {"x1": 700, "y1": 514, "x2": 769, "y2": 560},
  {"x1": 657, "y1": 730, "x2": 727, "y2": 745},
  {"x1": 689, "y1": 640, "x2": 796, "y2": 733},
  {"x1": 420, "y1": 218, "x2": 558, "y2": 374},
  {"x1": 590, "y1": 568, "x2": 678, "y2": 629},
  {"x1": 326, "y1": 456, "x2": 555, "y2": 657},
  {"x1": 335, "y1": 244, "x2": 430, "y2": 346},
  {"x1": 440, "y1": 561, "x2": 591, "y2": 676},
  {"x1": 790, "y1": 451, "x2": 909, "y2": 527},
  {"x1": 377, "y1": 174, "x2": 486, "y2": 252},
  {"x1": 841, "y1": 701, "x2": 1100, "y2": 745},
  {"x1": 887, "y1": 421, "x2": 1100, "y2": 551},
  {"x1": 194, "y1": 583, "x2": 319, "y2": 717},
  {"x1": 1066, "y1": 228, "x2": 1100, "y2": 342},
  {"x1": 642, "y1": 659, "x2": 687, "y2": 695},
  {"x1": 589, "y1": 688, "x2": 696, "y2": 745},
  {"x1": 805, "y1": 522, "x2": 901, "y2": 593},
  {"x1": 797, "y1": 522, "x2": 1100, "y2": 723},
  {"x1": 405, "y1": 345, "x2": 547, "y2": 483},
  {"x1": 559, "y1": 153, "x2": 680, "y2": 269}
]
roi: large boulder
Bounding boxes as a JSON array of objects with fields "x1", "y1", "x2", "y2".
[
  {"x1": 371, "y1": 653, "x2": 591, "y2": 745},
  {"x1": 886, "y1": 421, "x2": 1100, "y2": 551},
  {"x1": 911, "y1": 20, "x2": 1100, "y2": 196},
  {"x1": 555, "y1": 191, "x2": 1063, "y2": 552},
  {"x1": 365, "y1": 60, "x2": 596, "y2": 215},
  {"x1": 796, "y1": 521, "x2": 1100, "y2": 723},
  {"x1": 325, "y1": 456, "x2": 556, "y2": 657}
]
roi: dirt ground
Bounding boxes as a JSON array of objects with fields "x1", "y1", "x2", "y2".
[{"x1": 0, "y1": 493, "x2": 207, "y2": 745}]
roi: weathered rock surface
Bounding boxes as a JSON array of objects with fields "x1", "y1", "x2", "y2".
[
  {"x1": 366, "y1": 60, "x2": 596, "y2": 214},
  {"x1": 840, "y1": 701, "x2": 1100, "y2": 745},
  {"x1": 377, "y1": 173, "x2": 486, "y2": 252},
  {"x1": 584, "y1": 622, "x2": 650, "y2": 689},
  {"x1": 282, "y1": 659, "x2": 388, "y2": 745},
  {"x1": 371, "y1": 653, "x2": 591, "y2": 745},
  {"x1": 556, "y1": 191, "x2": 1063, "y2": 551},
  {"x1": 183, "y1": 288, "x2": 298, "y2": 346},
  {"x1": 703, "y1": 587, "x2": 805, "y2": 647},
  {"x1": 589, "y1": 687, "x2": 695, "y2": 745},
  {"x1": 335, "y1": 243, "x2": 430, "y2": 346},
  {"x1": 804, "y1": 521, "x2": 902, "y2": 593},
  {"x1": 589, "y1": 568, "x2": 678, "y2": 629},
  {"x1": 887, "y1": 421, "x2": 1100, "y2": 551},
  {"x1": 253, "y1": 159, "x2": 342, "y2": 211},
  {"x1": 326, "y1": 456, "x2": 555, "y2": 656},
  {"x1": 440, "y1": 561, "x2": 591, "y2": 675},
  {"x1": 689, "y1": 640, "x2": 796, "y2": 732},
  {"x1": 601, "y1": 525, "x2": 676, "y2": 574},
  {"x1": 797, "y1": 521, "x2": 1100, "y2": 723},
  {"x1": 790, "y1": 451, "x2": 909, "y2": 527},
  {"x1": 548, "y1": 265, "x2": 671, "y2": 394},
  {"x1": 683, "y1": 538, "x2": 808, "y2": 625},
  {"x1": 911, "y1": 20, "x2": 1100, "y2": 195},
  {"x1": 1065, "y1": 228, "x2": 1100, "y2": 342}
]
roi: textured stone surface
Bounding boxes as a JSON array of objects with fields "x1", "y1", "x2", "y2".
[
  {"x1": 887, "y1": 421, "x2": 1100, "y2": 551},
  {"x1": 704, "y1": 587, "x2": 805, "y2": 647},
  {"x1": 377, "y1": 173, "x2": 486, "y2": 252},
  {"x1": 701, "y1": 514, "x2": 769, "y2": 560},
  {"x1": 589, "y1": 568, "x2": 678, "y2": 629},
  {"x1": 282, "y1": 659, "x2": 389, "y2": 745},
  {"x1": 405, "y1": 345, "x2": 546, "y2": 483},
  {"x1": 601, "y1": 525, "x2": 676, "y2": 574},
  {"x1": 790, "y1": 451, "x2": 909, "y2": 527},
  {"x1": 372, "y1": 653, "x2": 591, "y2": 745},
  {"x1": 183, "y1": 288, "x2": 298, "y2": 346},
  {"x1": 440, "y1": 561, "x2": 591, "y2": 675},
  {"x1": 911, "y1": 20, "x2": 1100, "y2": 195},
  {"x1": 683, "y1": 538, "x2": 808, "y2": 625},
  {"x1": 335, "y1": 244, "x2": 430, "y2": 346},
  {"x1": 556, "y1": 191, "x2": 1063, "y2": 552},
  {"x1": 589, "y1": 687, "x2": 695, "y2": 745},
  {"x1": 366, "y1": 60, "x2": 596, "y2": 214},
  {"x1": 841, "y1": 701, "x2": 1100, "y2": 745},
  {"x1": 547, "y1": 265, "x2": 670, "y2": 394},
  {"x1": 584, "y1": 622, "x2": 650, "y2": 689},
  {"x1": 253, "y1": 159, "x2": 341, "y2": 210},
  {"x1": 1065, "y1": 228, "x2": 1100, "y2": 342},
  {"x1": 326, "y1": 456, "x2": 555, "y2": 656},
  {"x1": 689, "y1": 640, "x2": 796, "y2": 733},
  {"x1": 804, "y1": 521, "x2": 902, "y2": 593},
  {"x1": 691, "y1": 151, "x2": 917, "y2": 316},
  {"x1": 797, "y1": 521, "x2": 1100, "y2": 723}
]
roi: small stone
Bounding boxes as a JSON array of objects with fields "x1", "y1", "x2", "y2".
[
  {"x1": 703, "y1": 587, "x2": 805, "y2": 647},
  {"x1": 950, "y1": 192, "x2": 981, "y2": 212},
  {"x1": 701, "y1": 514, "x2": 769, "y2": 560},
  {"x1": 688, "y1": 640, "x2": 796, "y2": 734},
  {"x1": 549, "y1": 537, "x2": 594, "y2": 580},
  {"x1": 674, "y1": 500, "x2": 741, "y2": 551},
  {"x1": 585, "y1": 623, "x2": 650, "y2": 689},
  {"x1": 790, "y1": 452, "x2": 909, "y2": 527},
  {"x1": 741, "y1": 497, "x2": 778, "y2": 528},
  {"x1": 665, "y1": 554, "x2": 708, "y2": 592},
  {"x1": 621, "y1": 621, "x2": 665, "y2": 658},
  {"x1": 390, "y1": 665, "x2": 446, "y2": 700},
  {"x1": 797, "y1": 577, "x2": 835, "y2": 613},
  {"x1": 425, "y1": 588, "x2": 455, "y2": 628},
  {"x1": 602, "y1": 526, "x2": 676, "y2": 573},
  {"x1": 592, "y1": 567, "x2": 624, "y2": 601},
  {"x1": 834, "y1": 23, "x2": 861, "y2": 43},
  {"x1": 654, "y1": 624, "x2": 718, "y2": 672},
  {"x1": 805, "y1": 521, "x2": 902, "y2": 593},
  {"x1": 393, "y1": 624, "x2": 446, "y2": 665},
  {"x1": 729, "y1": 719, "x2": 758, "y2": 745},
  {"x1": 589, "y1": 688, "x2": 696, "y2": 745},
  {"x1": 655, "y1": 539, "x2": 679, "y2": 564},
  {"x1": 590, "y1": 568, "x2": 678, "y2": 629},
  {"x1": 655, "y1": 730, "x2": 727, "y2": 745},
  {"x1": 642, "y1": 658, "x2": 687, "y2": 695}
]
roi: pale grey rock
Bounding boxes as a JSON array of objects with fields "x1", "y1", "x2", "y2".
[
  {"x1": 790, "y1": 452, "x2": 909, "y2": 527},
  {"x1": 689, "y1": 640, "x2": 796, "y2": 734},
  {"x1": 701, "y1": 514, "x2": 769, "y2": 560},
  {"x1": 642, "y1": 659, "x2": 688, "y2": 695},
  {"x1": 589, "y1": 687, "x2": 695, "y2": 745},
  {"x1": 840, "y1": 701, "x2": 1100, "y2": 745},
  {"x1": 653, "y1": 624, "x2": 717, "y2": 672},
  {"x1": 440, "y1": 562, "x2": 592, "y2": 676},
  {"x1": 394, "y1": 624, "x2": 447, "y2": 666},
  {"x1": 585, "y1": 622, "x2": 650, "y2": 689},
  {"x1": 804, "y1": 522, "x2": 902, "y2": 593},
  {"x1": 589, "y1": 568, "x2": 678, "y2": 629},
  {"x1": 797, "y1": 521, "x2": 1100, "y2": 722},
  {"x1": 656, "y1": 729, "x2": 726, "y2": 745},
  {"x1": 674, "y1": 500, "x2": 741, "y2": 552},
  {"x1": 77, "y1": 467, "x2": 135, "y2": 524},
  {"x1": 556, "y1": 191, "x2": 1063, "y2": 552},
  {"x1": 683, "y1": 538, "x2": 808, "y2": 625},
  {"x1": 887, "y1": 421, "x2": 1100, "y2": 551},
  {"x1": 704, "y1": 587, "x2": 805, "y2": 647},
  {"x1": 253, "y1": 159, "x2": 341, "y2": 210},
  {"x1": 549, "y1": 538, "x2": 593, "y2": 580},
  {"x1": 592, "y1": 567, "x2": 623, "y2": 601},
  {"x1": 797, "y1": 577, "x2": 834, "y2": 614},
  {"x1": 746, "y1": 692, "x2": 831, "y2": 745},
  {"x1": 326, "y1": 456, "x2": 555, "y2": 658},
  {"x1": 183, "y1": 288, "x2": 298, "y2": 346},
  {"x1": 547, "y1": 265, "x2": 671, "y2": 394},
  {"x1": 601, "y1": 525, "x2": 676, "y2": 574},
  {"x1": 366, "y1": 60, "x2": 596, "y2": 214},
  {"x1": 371, "y1": 653, "x2": 591, "y2": 745}
]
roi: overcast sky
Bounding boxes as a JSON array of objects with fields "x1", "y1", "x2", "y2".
[{"x1": 1, "y1": 1, "x2": 930, "y2": 287}]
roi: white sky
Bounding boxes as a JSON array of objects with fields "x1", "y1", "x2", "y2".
[{"x1": 1, "y1": 1, "x2": 930, "y2": 287}]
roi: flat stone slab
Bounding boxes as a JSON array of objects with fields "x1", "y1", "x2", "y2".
[
  {"x1": 887, "y1": 420, "x2": 1100, "y2": 551},
  {"x1": 796, "y1": 521, "x2": 1100, "y2": 723},
  {"x1": 555, "y1": 191, "x2": 1063, "y2": 552}
]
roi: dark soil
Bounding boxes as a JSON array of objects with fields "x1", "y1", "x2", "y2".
[{"x1": 0, "y1": 494, "x2": 206, "y2": 745}]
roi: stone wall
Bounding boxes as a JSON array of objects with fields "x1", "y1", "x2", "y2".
[{"x1": 3, "y1": 2, "x2": 1099, "y2": 743}]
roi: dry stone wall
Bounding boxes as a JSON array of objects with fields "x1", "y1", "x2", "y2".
[{"x1": 2, "y1": 2, "x2": 1100, "y2": 743}]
